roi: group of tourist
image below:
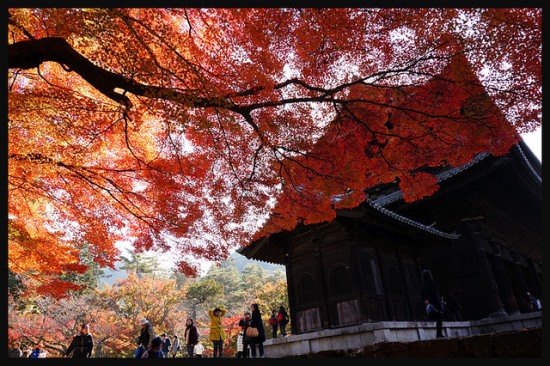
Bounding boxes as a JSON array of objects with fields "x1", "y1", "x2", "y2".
[
  {"x1": 9, "y1": 282, "x2": 543, "y2": 358},
  {"x1": 9, "y1": 303, "x2": 290, "y2": 359},
  {"x1": 8, "y1": 341, "x2": 36, "y2": 358},
  {"x1": 136, "y1": 317, "x2": 204, "y2": 358},
  {"x1": 135, "y1": 303, "x2": 289, "y2": 359},
  {"x1": 207, "y1": 303, "x2": 289, "y2": 358},
  {"x1": 268, "y1": 306, "x2": 290, "y2": 338}
]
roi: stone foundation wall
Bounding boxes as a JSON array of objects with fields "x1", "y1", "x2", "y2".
[{"x1": 286, "y1": 328, "x2": 542, "y2": 358}]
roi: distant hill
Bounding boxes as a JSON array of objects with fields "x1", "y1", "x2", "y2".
[
  {"x1": 97, "y1": 266, "x2": 128, "y2": 288},
  {"x1": 98, "y1": 250, "x2": 284, "y2": 287},
  {"x1": 231, "y1": 251, "x2": 284, "y2": 274}
]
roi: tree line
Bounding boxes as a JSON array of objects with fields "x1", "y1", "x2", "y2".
[{"x1": 8, "y1": 252, "x2": 288, "y2": 358}]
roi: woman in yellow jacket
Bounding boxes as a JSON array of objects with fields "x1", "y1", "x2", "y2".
[{"x1": 208, "y1": 307, "x2": 226, "y2": 358}]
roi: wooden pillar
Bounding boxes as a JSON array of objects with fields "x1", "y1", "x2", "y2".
[
  {"x1": 284, "y1": 251, "x2": 297, "y2": 335},
  {"x1": 487, "y1": 246, "x2": 520, "y2": 315},
  {"x1": 509, "y1": 259, "x2": 533, "y2": 313},
  {"x1": 374, "y1": 244, "x2": 393, "y2": 319},
  {"x1": 313, "y1": 237, "x2": 331, "y2": 328},
  {"x1": 460, "y1": 218, "x2": 507, "y2": 318},
  {"x1": 526, "y1": 257, "x2": 543, "y2": 295}
]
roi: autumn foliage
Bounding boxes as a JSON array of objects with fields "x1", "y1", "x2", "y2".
[{"x1": 7, "y1": 8, "x2": 541, "y2": 297}]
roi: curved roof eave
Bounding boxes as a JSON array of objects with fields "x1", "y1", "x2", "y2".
[{"x1": 365, "y1": 199, "x2": 460, "y2": 240}]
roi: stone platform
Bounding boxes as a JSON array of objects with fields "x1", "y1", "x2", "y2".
[{"x1": 263, "y1": 311, "x2": 542, "y2": 358}]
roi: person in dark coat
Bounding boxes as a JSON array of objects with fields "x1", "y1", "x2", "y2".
[
  {"x1": 65, "y1": 323, "x2": 94, "y2": 358},
  {"x1": 249, "y1": 303, "x2": 266, "y2": 358},
  {"x1": 160, "y1": 333, "x2": 171, "y2": 358},
  {"x1": 420, "y1": 269, "x2": 445, "y2": 338},
  {"x1": 138, "y1": 318, "x2": 156, "y2": 350},
  {"x1": 8, "y1": 341, "x2": 23, "y2": 358},
  {"x1": 183, "y1": 318, "x2": 200, "y2": 358},
  {"x1": 277, "y1": 306, "x2": 289, "y2": 337}
]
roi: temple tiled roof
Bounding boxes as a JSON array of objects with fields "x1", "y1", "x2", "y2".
[
  {"x1": 238, "y1": 141, "x2": 542, "y2": 264},
  {"x1": 362, "y1": 142, "x2": 541, "y2": 239}
]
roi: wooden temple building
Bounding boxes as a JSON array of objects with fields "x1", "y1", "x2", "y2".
[
  {"x1": 238, "y1": 55, "x2": 542, "y2": 336},
  {"x1": 239, "y1": 140, "x2": 542, "y2": 335}
]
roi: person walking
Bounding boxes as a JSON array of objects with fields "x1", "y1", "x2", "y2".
[
  {"x1": 238, "y1": 311, "x2": 252, "y2": 358},
  {"x1": 268, "y1": 310, "x2": 278, "y2": 338},
  {"x1": 8, "y1": 341, "x2": 23, "y2": 358},
  {"x1": 277, "y1": 306, "x2": 289, "y2": 337},
  {"x1": 421, "y1": 269, "x2": 445, "y2": 338},
  {"x1": 169, "y1": 334, "x2": 180, "y2": 358},
  {"x1": 208, "y1": 307, "x2": 226, "y2": 358},
  {"x1": 137, "y1": 318, "x2": 157, "y2": 356},
  {"x1": 160, "y1": 333, "x2": 171, "y2": 358},
  {"x1": 249, "y1": 303, "x2": 266, "y2": 358},
  {"x1": 65, "y1": 323, "x2": 94, "y2": 358},
  {"x1": 184, "y1": 318, "x2": 200, "y2": 358}
]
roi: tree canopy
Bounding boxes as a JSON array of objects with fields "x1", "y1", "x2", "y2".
[{"x1": 7, "y1": 8, "x2": 541, "y2": 297}]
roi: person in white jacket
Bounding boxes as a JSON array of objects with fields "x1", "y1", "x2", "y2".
[
  {"x1": 193, "y1": 342, "x2": 205, "y2": 358},
  {"x1": 170, "y1": 334, "x2": 180, "y2": 358}
]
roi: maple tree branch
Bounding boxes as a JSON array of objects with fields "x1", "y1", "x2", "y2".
[
  {"x1": 8, "y1": 36, "x2": 471, "y2": 157},
  {"x1": 8, "y1": 37, "x2": 460, "y2": 129},
  {"x1": 9, "y1": 38, "x2": 133, "y2": 108},
  {"x1": 8, "y1": 37, "x2": 234, "y2": 111}
]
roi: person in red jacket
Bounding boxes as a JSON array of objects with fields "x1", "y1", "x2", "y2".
[{"x1": 268, "y1": 310, "x2": 278, "y2": 338}]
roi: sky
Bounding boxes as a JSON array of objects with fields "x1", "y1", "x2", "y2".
[{"x1": 521, "y1": 128, "x2": 542, "y2": 161}]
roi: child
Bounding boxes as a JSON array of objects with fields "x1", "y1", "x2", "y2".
[
  {"x1": 236, "y1": 332, "x2": 244, "y2": 358},
  {"x1": 142, "y1": 336, "x2": 164, "y2": 358},
  {"x1": 194, "y1": 341, "x2": 205, "y2": 358}
]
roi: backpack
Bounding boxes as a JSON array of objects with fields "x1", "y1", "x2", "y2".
[
  {"x1": 278, "y1": 312, "x2": 289, "y2": 325},
  {"x1": 269, "y1": 314, "x2": 278, "y2": 325}
]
